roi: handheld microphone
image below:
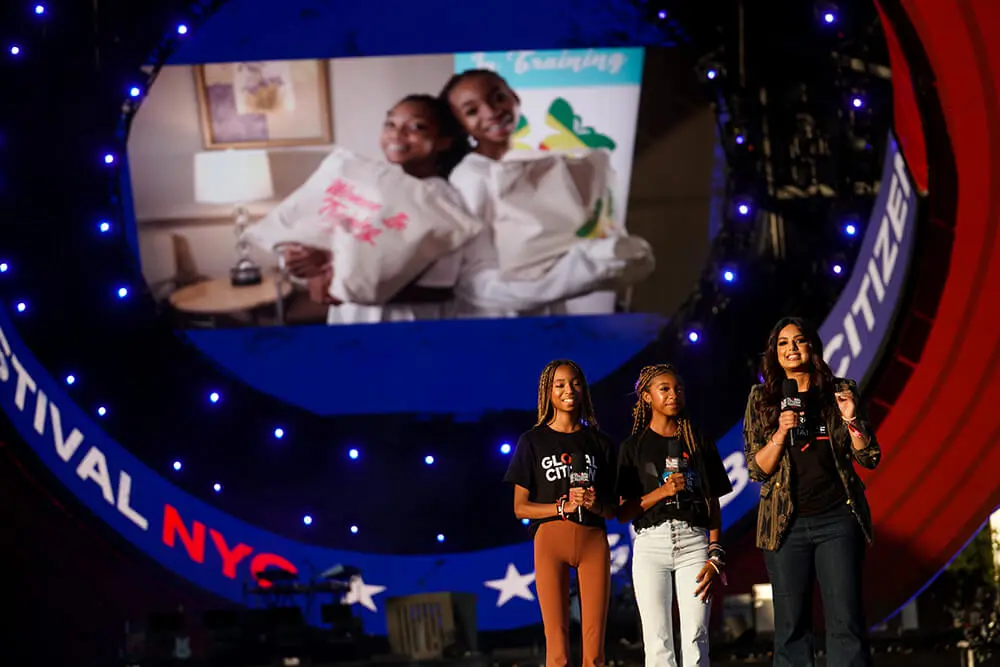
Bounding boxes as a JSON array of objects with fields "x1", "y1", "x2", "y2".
[
  {"x1": 569, "y1": 454, "x2": 591, "y2": 522},
  {"x1": 781, "y1": 379, "x2": 806, "y2": 448},
  {"x1": 663, "y1": 439, "x2": 688, "y2": 505}
]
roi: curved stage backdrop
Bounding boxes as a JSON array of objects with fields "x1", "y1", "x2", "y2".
[{"x1": 0, "y1": 126, "x2": 916, "y2": 633}]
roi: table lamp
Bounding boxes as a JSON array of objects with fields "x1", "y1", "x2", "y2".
[{"x1": 194, "y1": 149, "x2": 275, "y2": 287}]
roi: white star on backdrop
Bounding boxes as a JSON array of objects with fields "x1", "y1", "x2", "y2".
[
  {"x1": 484, "y1": 563, "x2": 536, "y2": 607},
  {"x1": 342, "y1": 575, "x2": 386, "y2": 612},
  {"x1": 608, "y1": 533, "x2": 631, "y2": 575}
]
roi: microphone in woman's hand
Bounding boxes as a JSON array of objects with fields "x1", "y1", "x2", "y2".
[
  {"x1": 781, "y1": 379, "x2": 804, "y2": 448},
  {"x1": 570, "y1": 454, "x2": 591, "y2": 522}
]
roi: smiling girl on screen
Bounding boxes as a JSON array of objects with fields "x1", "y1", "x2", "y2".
[
  {"x1": 440, "y1": 69, "x2": 655, "y2": 318},
  {"x1": 248, "y1": 94, "x2": 646, "y2": 323}
]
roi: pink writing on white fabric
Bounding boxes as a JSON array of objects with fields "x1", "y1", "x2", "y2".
[{"x1": 318, "y1": 178, "x2": 410, "y2": 245}]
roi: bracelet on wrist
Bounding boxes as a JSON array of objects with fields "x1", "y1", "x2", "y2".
[{"x1": 557, "y1": 499, "x2": 566, "y2": 520}]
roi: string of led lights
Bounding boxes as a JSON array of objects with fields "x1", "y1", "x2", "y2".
[{"x1": 0, "y1": 0, "x2": 888, "y2": 550}]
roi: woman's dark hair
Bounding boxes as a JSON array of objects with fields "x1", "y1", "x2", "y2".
[
  {"x1": 535, "y1": 359, "x2": 599, "y2": 429},
  {"x1": 436, "y1": 69, "x2": 519, "y2": 175},
  {"x1": 390, "y1": 94, "x2": 465, "y2": 178},
  {"x1": 756, "y1": 316, "x2": 837, "y2": 426}
]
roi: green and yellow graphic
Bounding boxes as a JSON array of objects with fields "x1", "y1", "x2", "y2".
[
  {"x1": 576, "y1": 189, "x2": 615, "y2": 239},
  {"x1": 512, "y1": 114, "x2": 533, "y2": 151},
  {"x1": 540, "y1": 98, "x2": 617, "y2": 152}
]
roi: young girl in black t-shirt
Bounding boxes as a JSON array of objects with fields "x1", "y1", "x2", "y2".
[
  {"x1": 504, "y1": 359, "x2": 617, "y2": 667},
  {"x1": 616, "y1": 364, "x2": 732, "y2": 667}
]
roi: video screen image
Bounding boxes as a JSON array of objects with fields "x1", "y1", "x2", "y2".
[{"x1": 127, "y1": 47, "x2": 724, "y2": 330}]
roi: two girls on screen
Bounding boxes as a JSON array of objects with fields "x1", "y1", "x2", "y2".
[
  {"x1": 272, "y1": 93, "x2": 639, "y2": 324},
  {"x1": 505, "y1": 361, "x2": 731, "y2": 667},
  {"x1": 270, "y1": 69, "x2": 653, "y2": 324}
]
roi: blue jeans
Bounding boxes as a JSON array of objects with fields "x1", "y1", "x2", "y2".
[{"x1": 763, "y1": 503, "x2": 872, "y2": 667}]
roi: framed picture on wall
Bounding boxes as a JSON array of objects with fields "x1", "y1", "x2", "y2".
[{"x1": 193, "y1": 59, "x2": 333, "y2": 149}]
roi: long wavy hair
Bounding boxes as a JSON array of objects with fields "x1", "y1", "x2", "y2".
[
  {"x1": 534, "y1": 359, "x2": 599, "y2": 429},
  {"x1": 756, "y1": 316, "x2": 838, "y2": 427}
]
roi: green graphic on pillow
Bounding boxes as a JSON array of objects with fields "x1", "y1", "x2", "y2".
[
  {"x1": 576, "y1": 189, "x2": 615, "y2": 239},
  {"x1": 512, "y1": 114, "x2": 532, "y2": 151},
  {"x1": 541, "y1": 98, "x2": 617, "y2": 152}
]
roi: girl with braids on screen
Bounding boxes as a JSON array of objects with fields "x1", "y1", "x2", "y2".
[
  {"x1": 256, "y1": 93, "x2": 641, "y2": 322},
  {"x1": 504, "y1": 360, "x2": 617, "y2": 667},
  {"x1": 439, "y1": 69, "x2": 655, "y2": 318},
  {"x1": 616, "y1": 364, "x2": 732, "y2": 667}
]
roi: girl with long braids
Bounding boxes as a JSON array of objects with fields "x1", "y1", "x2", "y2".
[
  {"x1": 616, "y1": 364, "x2": 732, "y2": 667},
  {"x1": 504, "y1": 360, "x2": 617, "y2": 667},
  {"x1": 439, "y1": 69, "x2": 655, "y2": 319},
  {"x1": 743, "y1": 317, "x2": 879, "y2": 667}
]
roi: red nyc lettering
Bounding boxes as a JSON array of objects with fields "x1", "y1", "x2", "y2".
[{"x1": 161, "y1": 504, "x2": 297, "y2": 587}]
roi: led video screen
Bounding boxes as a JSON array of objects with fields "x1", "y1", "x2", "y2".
[{"x1": 127, "y1": 47, "x2": 723, "y2": 331}]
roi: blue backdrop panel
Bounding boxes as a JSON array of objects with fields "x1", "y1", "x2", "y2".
[
  {"x1": 186, "y1": 314, "x2": 666, "y2": 416},
  {"x1": 162, "y1": 0, "x2": 668, "y2": 65}
]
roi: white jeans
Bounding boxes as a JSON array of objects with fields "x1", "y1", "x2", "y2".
[{"x1": 631, "y1": 519, "x2": 711, "y2": 667}]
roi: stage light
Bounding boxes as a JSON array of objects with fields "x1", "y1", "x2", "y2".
[
  {"x1": 213, "y1": 482, "x2": 222, "y2": 492},
  {"x1": 437, "y1": 533, "x2": 445, "y2": 543},
  {"x1": 34, "y1": 4, "x2": 46, "y2": 15},
  {"x1": 823, "y1": 11, "x2": 835, "y2": 23},
  {"x1": 687, "y1": 330, "x2": 701, "y2": 343},
  {"x1": 15, "y1": 302, "x2": 26, "y2": 313},
  {"x1": 208, "y1": 391, "x2": 220, "y2": 403},
  {"x1": 844, "y1": 223, "x2": 858, "y2": 236},
  {"x1": 350, "y1": 525, "x2": 359, "y2": 534},
  {"x1": 852, "y1": 96, "x2": 864, "y2": 109},
  {"x1": 273, "y1": 427, "x2": 285, "y2": 439},
  {"x1": 98, "y1": 220, "x2": 111, "y2": 233},
  {"x1": 302, "y1": 514, "x2": 313, "y2": 526},
  {"x1": 172, "y1": 460, "x2": 182, "y2": 471},
  {"x1": 348, "y1": 448, "x2": 359, "y2": 460},
  {"x1": 735, "y1": 134, "x2": 745, "y2": 145},
  {"x1": 706, "y1": 69, "x2": 717, "y2": 80},
  {"x1": 424, "y1": 455, "x2": 435, "y2": 465},
  {"x1": 117, "y1": 286, "x2": 129, "y2": 298},
  {"x1": 737, "y1": 203, "x2": 751, "y2": 216},
  {"x1": 521, "y1": 518, "x2": 530, "y2": 525},
  {"x1": 833, "y1": 264, "x2": 844, "y2": 275},
  {"x1": 176, "y1": 24, "x2": 189, "y2": 35},
  {"x1": 129, "y1": 86, "x2": 141, "y2": 98},
  {"x1": 657, "y1": 10, "x2": 666, "y2": 19},
  {"x1": 9, "y1": 45, "x2": 21, "y2": 56},
  {"x1": 65, "y1": 374, "x2": 76, "y2": 385},
  {"x1": 722, "y1": 270, "x2": 736, "y2": 283},
  {"x1": 0, "y1": 262, "x2": 8, "y2": 273},
  {"x1": 97, "y1": 406, "x2": 107, "y2": 416},
  {"x1": 500, "y1": 442, "x2": 512, "y2": 455},
  {"x1": 103, "y1": 153, "x2": 115, "y2": 165}
]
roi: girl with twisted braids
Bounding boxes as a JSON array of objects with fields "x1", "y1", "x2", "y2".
[
  {"x1": 616, "y1": 364, "x2": 732, "y2": 667},
  {"x1": 504, "y1": 360, "x2": 617, "y2": 667}
]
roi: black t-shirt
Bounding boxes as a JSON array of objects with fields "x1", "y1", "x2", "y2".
[
  {"x1": 789, "y1": 390, "x2": 846, "y2": 516},
  {"x1": 617, "y1": 428, "x2": 733, "y2": 533},
  {"x1": 504, "y1": 425, "x2": 616, "y2": 536}
]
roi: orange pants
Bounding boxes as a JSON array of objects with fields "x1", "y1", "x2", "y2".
[{"x1": 533, "y1": 521, "x2": 611, "y2": 667}]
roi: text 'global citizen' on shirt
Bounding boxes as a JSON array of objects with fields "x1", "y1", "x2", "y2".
[{"x1": 503, "y1": 425, "x2": 617, "y2": 537}]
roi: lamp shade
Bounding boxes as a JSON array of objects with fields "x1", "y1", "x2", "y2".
[{"x1": 194, "y1": 149, "x2": 274, "y2": 205}]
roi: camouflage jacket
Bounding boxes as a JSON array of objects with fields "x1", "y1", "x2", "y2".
[{"x1": 742, "y1": 378, "x2": 881, "y2": 551}]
